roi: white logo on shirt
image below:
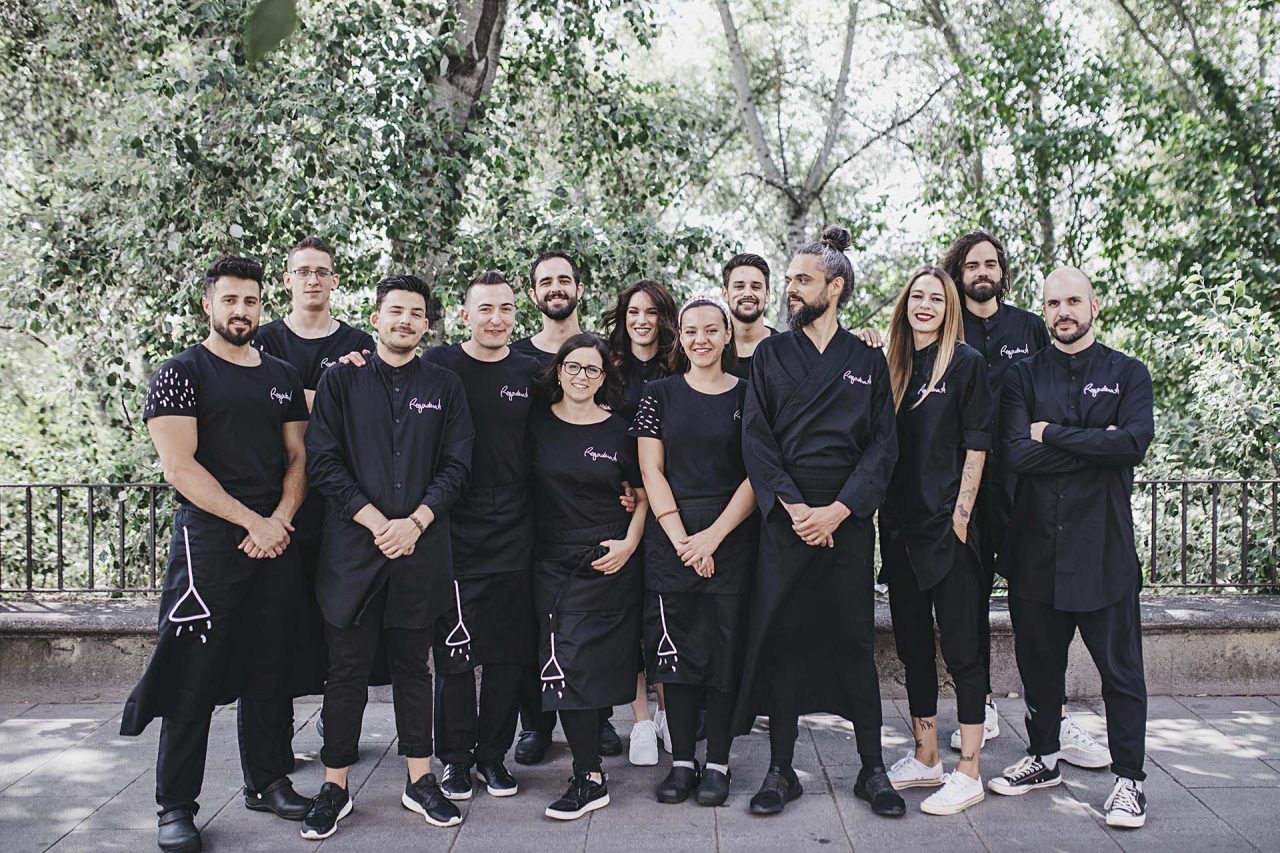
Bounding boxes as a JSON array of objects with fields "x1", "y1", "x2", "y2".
[
  {"x1": 500, "y1": 385, "x2": 530, "y2": 401},
  {"x1": 269, "y1": 387, "x2": 293, "y2": 405},
  {"x1": 733, "y1": 409, "x2": 742, "y2": 420},
  {"x1": 409, "y1": 397, "x2": 442, "y2": 413},
  {"x1": 842, "y1": 371, "x2": 871, "y2": 386},
  {"x1": 320, "y1": 357, "x2": 336, "y2": 371},
  {"x1": 584, "y1": 446, "x2": 619, "y2": 463},
  {"x1": 1000, "y1": 344, "x2": 1029, "y2": 359},
  {"x1": 1084, "y1": 383, "x2": 1120, "y2": 397},
  {"x1": 916, "y1": 381, "x2": 947, "y2": 397}
]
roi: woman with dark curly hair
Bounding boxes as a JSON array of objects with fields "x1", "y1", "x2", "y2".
[{"x1": 602, "y1": 279, "x2": 679, "y2": 423}]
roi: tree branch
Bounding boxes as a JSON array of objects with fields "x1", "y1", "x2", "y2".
[
  {"x1": 1110, "y1": 0, "x2": 1210, "y2": 121},
  {"x1": 715, "y1": 0, "x2": 787, "y2": 191},
  {"x1": 802, "y1": 0, "x2": 860, "y2": 198}
]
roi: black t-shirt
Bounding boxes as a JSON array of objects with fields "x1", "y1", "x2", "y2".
[
  {"x1": 422, "y1": 343, "x2": 538, "y2": 488},
  {"x1": 618, "y1": 351, "x2": 663, "y2": 422},
  {"x1": 252, "y1": 319, "x2": 375, "y2": 391},
  {"x1": 629, "y1": 375, "x2": 748, "y2": 502},
  {"x1": 509, "y1": 336, "x2": 557, "y2": 371},
  {"x1": 730, "y1": 326, "x2": 777, "y2": 379},
  {"x1": 143, "y1": 344, "x2": 308, "y2": 510},
  {"x1": 528, "y1": 408, "x2": 640, "y2": 535}
]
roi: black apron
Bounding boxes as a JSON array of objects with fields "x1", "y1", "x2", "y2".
[
  {"x1": 533, "y1": 521, "x2": 641, "y2": 711},
  {"x1": 642, "y1": 495, "x2": 758, "y2": 691},
  {"x1": 121, "y1": 506, "x2": 325, "y2": 735}
]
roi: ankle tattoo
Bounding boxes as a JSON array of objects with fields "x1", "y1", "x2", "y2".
[{"x1": 959, "y1": 753, "x2": 977, "y2": 763}]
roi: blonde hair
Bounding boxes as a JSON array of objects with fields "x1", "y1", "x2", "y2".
[{"x1": 887, "y1": 265, "x2": 965, "y2": 411}]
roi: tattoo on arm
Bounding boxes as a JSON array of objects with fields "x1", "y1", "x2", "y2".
[{"x1": 955, "y1": 451, "x2": 985, "y2": 517}]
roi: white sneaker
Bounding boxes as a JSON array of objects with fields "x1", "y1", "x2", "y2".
[
  {"x1": 950, "y1": 701, "x2": 1000, "y2": 750},
  {"x1": 654, "y1": 709, "x2": 672, "y2": 754},
  {"x1": 1104, "y1": 776, "x2": 1147, "y2": 828},
  {"x1": 921, "y1": 772, "x2": 985, "y2": 815},
  {"x1": 1059, "y1": 715, "x2": 1111, "y2": 769},
  {"x1": 629, "y1": 719, "x2": 660, "y2": 766},
  {"x1": 888, "y1": 752, "x2": 944, "y2": 789}
]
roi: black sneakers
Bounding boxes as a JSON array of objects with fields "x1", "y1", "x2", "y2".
[
  {"x1": 515, "y1": 730, "x2": 550, "y2": 765},
  {"x1": 987, "y1": 755, "x2": 1064, "y2": 796},
  {"x1": 475, "y1": 759, "x2": 519, "y2": 797},
  {"x1": 401, "y1": 773, "x2": 463, "y2": 827},
  {"x1": 599, "y1": 720, "x2": 624, "y2": 757},
  {"x1": 1104, "y1": 776, "x2": 1147, "y2": 828},
  {"x1": 749, "y1": 764, "x2": 803, "y2": 815},
  {"x1": 439, "y1": 763, "x2": 474, "y2": 801},
  {"x1": 157, "y1": 808, "x2": 201, "y2": 853},
  {"x1": 545, "y1": 772, "x2": 610, "y2": 820},
  {"x1": 300, "y1": 782, "x2": 351, "y2": 841},
  {"x1": 854, "y1": 766, "x2": 907, "y2": 817}
]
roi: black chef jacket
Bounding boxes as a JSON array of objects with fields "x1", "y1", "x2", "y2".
[
  {"x1": 998, "y1": 341, "x2": 1154, "y2": 611},
  {"x1": 305, "y1": 353, "x2": 474, "y2": 628},
  {"x1": 962, "y1": 303, "x2": 1049, "y2": 468},
  {"x1": 742, "y1": 328, "x2": 898, "y2": 518},
  {"x1": 618, "y1": 350, "x2": 663, "y2": 423}
]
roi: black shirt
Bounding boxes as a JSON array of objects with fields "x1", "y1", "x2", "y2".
[
  {"x1": 881, "y1": 343, "x2": 992, "y2": 587},
  {"x1": 730, "y1": 326, "x2": 777, "y2": 380},
  {"x1": 962, "y1": 303, "x2": 1049, "y2": 469},
  {"x1": 618, "y1": 350, "x2": 663, "y2": 423},
  {"x1": 143, "y1": 344, "x2": 307, "y2": 510},
  {"x1": 629, "y1": 375, "x2": 748, "y2": 502},
  {"x1": 742, "y1": 328, "x2": 899, "y2": 517},
  {"x1": 510, "y1": 336, "x2": 557, "y2": 370},
  {"x1": 252, "y1": 319, "x2": 375, "y2": 391},
  {"x1": 528, "y1": 409, "x2": 640, "y2": 536},
  {"x1": 999, "y1": 342, "x2": 1155, "y2": 611}
]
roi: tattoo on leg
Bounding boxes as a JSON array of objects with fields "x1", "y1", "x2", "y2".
[
  {"x1": 959, "y1": 753, "x2": 977, "y2": 763},
  {"x1": 918, "y1": 719, "x2": 935, "y2": 731},
  {"x1": 914, "y1": 739, "x2": 923, "y2": 750}
]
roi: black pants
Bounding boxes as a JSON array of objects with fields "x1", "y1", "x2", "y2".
[
  {"x1": 1009, "y1": 588, "x2": 1147, "y2": 781},
  {"x1": 435, "y1": 663, "x2": 522, "y2": 765},
  {"x1": 560, "y1": 708, "x2": 603, "y2": 774},
  {"x1": 886, "y1": 545, "x2": 987, "y2": 725},
  {"x1": 665, "y1": 682, "x2": 733, "y2": 765},
  {"x1": 973, "y1": 486, "x2": 1003, "y2": 696},
  {"x1": 518, "y1": 665, "x2": 613, "y2": 736},
  {"x1": 155, "y1": 697, "x2": 294, "y2": 814},
  {"x1": 320, "y1": 585, "x2": 434, "y2": 769}
]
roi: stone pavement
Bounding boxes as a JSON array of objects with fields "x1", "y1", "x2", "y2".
[{"x1": 2, "y1": 696, "x2": 1278, "y2": 852}]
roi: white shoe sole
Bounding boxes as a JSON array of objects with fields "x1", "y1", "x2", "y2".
[
  {"x1": 544, "y1": 793, "x2": 610, "y2": 820},
  {"x1": 1060, "y1": 744, "x2": 1111, "y2": 769},
  {"x1": 1106, "y1": 811, "x2": 1147, "y2": 829},
  {"x1": 300, "y1": 798, "x2": 352, "y2": 840},
  {"x1": 484, "y1": 782, "x2": 519, "y2": 797},
  {"x1": 890, "y1": 776, "x2": 944, "y2": 790},
  {"x1": 987, "y1": 775, "x2": 1062, "y2": 796},
  {"x1": 630, "y1": 750, "x2": 660, "y2": 766},
  {"x1": 401, "y1": 792, "x2": 463, "y2": 827},
  {"x1": 441, "y1": 786, "x2": 473, "y2": 802},
  {"x1": 921, "y1": 789, "x2": 985, "y2": 816}
]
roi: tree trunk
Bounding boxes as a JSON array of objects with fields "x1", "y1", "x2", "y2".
[{"x1": 1028, "y1": 80, "x2": 1056, "y2": 270}]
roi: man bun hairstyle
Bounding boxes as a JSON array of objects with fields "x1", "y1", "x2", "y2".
[
  {"x1": 375, "y1": 273, "x2": 430, "y2": 310},
  {"x1": 721, "y1": 253, "x2": 771, "y2": 291},
  {"x1": 287, "y1": 235, "x2": 335, "y2": 267},
  {"x1": 795, "y1": 225, "x2": 856, "y2": 307},
  {"x1": 941, "y1": 229, "x2": 1010, "y2": 303},
  {"x1": 203, "y1": 255, "x2": 263, "y2": 297}
]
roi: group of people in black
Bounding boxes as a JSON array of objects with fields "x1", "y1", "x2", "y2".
[{"x1": 126, "y1": 225, "x2": 1154, "y2": 853}]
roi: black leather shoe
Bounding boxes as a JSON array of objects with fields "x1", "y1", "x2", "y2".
[
  {"x1": 475, "y1": 759, "x2": 519, "y2": 797},
  {"x1": 854, "y1": 766, "x2": 906, "y2": 817},
  {"x1": 157, "y1": 808, "x2": 202, "y2": 853},
  {"x1": 244, "y1": 776, "x2": 313, "y2": 820},
  {"x1": 749, "y1": 764, "x2": 802, "y2": 815},
  {"x1": 657, "y1": 761, "x2": 702, "y2": 804},
  {"x1": 515, "y1": 730, "x2": 550, "y2": 765},
  {"x1": 695, "y1": 767, "x2": 731, "y2": 806},
  {"x1": 598, "y1": 720, "x2": 624, "y2": 757}
]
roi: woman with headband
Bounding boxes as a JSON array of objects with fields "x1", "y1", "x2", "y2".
[{"x1": 629, "y1": 293, "x2": 759, "y2": 806}]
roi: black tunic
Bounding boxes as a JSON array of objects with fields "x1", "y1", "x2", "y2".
[
  {"x1": 630, "y1": 375, "x2": 757, "y2": 690},
  {"x1": 879, "y1": 343, "x2": 992, "y2": 590},
  {"x1": 306, "y1": 354, "x2": 474, "y2": 629},
  {"x1": 422, "y1": 344, "x2": 540, "y2": 668},
  {"x1": 528, "y1": 409, "x2": 643, "y2": 710},
  {"x1": 121, "y1": 345, "x2": 320, "y2": 734},
  {"x1": 618, "y1": 350, "x2": 663, "y2": 423},
  {"x1": 998, "y1": 342, "x2": 1154, "y2": 611},
  {"x1": 733, "y1": 329, "x2": 899, "y2": 731},
  {"x1": 729, "y1": 326, "x2": 777, "y2": 380}
]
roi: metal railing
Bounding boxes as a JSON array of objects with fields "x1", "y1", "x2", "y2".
[{"x1": 0, "y1": 479, "x2": 1277, "y2": 594}]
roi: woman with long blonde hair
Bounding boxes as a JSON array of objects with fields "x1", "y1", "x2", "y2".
[{"x1": 879, "y1": 266, "x2": 994, "y2": 815}]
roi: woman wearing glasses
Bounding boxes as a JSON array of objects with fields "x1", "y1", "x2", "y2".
[{"x1": 527, "y1": 334, "x2": 649, "y2": 820}]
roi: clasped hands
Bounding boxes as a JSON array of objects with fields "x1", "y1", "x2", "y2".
[{"x1": 781, "y1": 500, "x2": 848, "y2": 548}]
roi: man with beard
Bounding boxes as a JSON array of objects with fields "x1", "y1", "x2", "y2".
[
  {"x1": 722, "y1": 253, "x2": 776, "y2": 379},
  {"x1": 987, "y1": 267, "x2": 1152, "y2": 830},
  {"x1": 301, "y1": 275, "x2": 474, "y2": 839},
  {"x1": 423, "y1": 272, "x2": 540, "y2": 800},
  {"x1": 510, "y1": 250, "x2": 585, "y2": 368},
  {"x1": 122, "y1": 256, "x2": 321, "y2": 853},
  {"x1": 734, "y1": 227, "x2": 904, "y2": 818}
]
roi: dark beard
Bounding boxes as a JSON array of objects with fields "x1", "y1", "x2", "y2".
[
  {"x1": 1050, "y1": 315, "x2": 1093, "y2": 344},
  {"x1": 731, "y1": 300, "x2": 763, "y2": 323},
  {"x1": 212, "y1": 317, "x2": 255, "y2": 346},
  {"x1": 538, "y1": 292, "x2": 578, "y2": 321},
  {"x1": 963, "y1": 276, "x2": 999, "y2": 304},
  {"x1": 786, "y1": 296, "x2": 829, "y2": 332}
]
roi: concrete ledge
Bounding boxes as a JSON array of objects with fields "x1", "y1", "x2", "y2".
[{"x1": 2, "y1": 595, "x2": 1279, "y2": 702}]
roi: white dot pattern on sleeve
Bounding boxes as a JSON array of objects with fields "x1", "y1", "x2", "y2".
[
  {"x1": 144, "y1": 366, "x2": 198, "y2": 417},
  {"x1": 632, "y1": 394, "x2": 662, "y2": 438}
]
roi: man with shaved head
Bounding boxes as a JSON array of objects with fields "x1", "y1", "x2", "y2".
[{"x1": 986, "y1": 267, "x2": 1154, "y2": 830}]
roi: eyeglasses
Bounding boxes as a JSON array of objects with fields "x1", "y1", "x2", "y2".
[
  {"x1": 289, "y1": 267, "x2": 334, "y2": 281},
  {"x1": 559, "y1": 361, "x2": 604, "y2": 379}
]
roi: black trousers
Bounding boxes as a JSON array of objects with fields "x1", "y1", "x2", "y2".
[
  {"x1": 320, "y1": 584, "x2": 434, "y2": 769},
  {"x1": 1009, "y1": 588, "x2": 1147, "y2": 781},
  {"x1": 518, "y1": 666, "x2": 613, "y2": 736},
  {"x1": 155, "y1": 697, "x2": 294, "y2": 814},
  {"x1": 434, "y1": 664, "x2": 522, "y2": 765},
  {"x1": 665, "y1": 682, "x2": 733, "y2": 765},
  {"x1": 973, "y1": 486, "x2": 1002, "y2": 696},
  {"x1": 560, "y1": 708, "x2": 603, "y2": 774},
  {"x1": 886, "y1": 545, "x2": 987, "y2": 725}
]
